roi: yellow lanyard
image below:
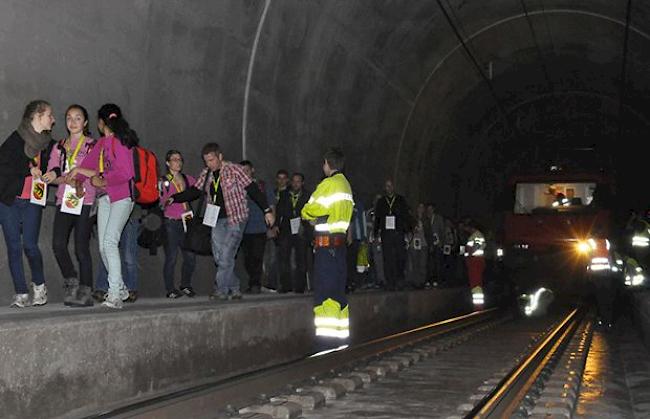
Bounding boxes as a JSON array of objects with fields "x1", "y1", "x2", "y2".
[
  {"x1": 65, "y1": 135, "x2": 85, "y2": 171},
  {"x1": 386, "y1": 195, "x2": 396, "y2": 214},
  {"x1": 211, "y1": 175, "x2": 221, "y2": 204},
  {"x1": 290, "y1": 192, "x2": 300, "y2": 211},
  {"x1": 168, "y1": 173, "x2": 189, "y2": 210},
  {"x1": 99, "y1": 138, "x2": 114, "y2": 175},
  {"x1": 99, "y1": 149, "x2": 104, "y2": 175}
]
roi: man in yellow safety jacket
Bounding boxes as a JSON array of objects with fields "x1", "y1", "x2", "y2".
[{"x1": 301, "y1": 148, "x2": 354, "y2": 351}]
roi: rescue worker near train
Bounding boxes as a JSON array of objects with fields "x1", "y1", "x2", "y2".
[
  {"x1": 461, "y1": 219, "x2": 486, "y2": 308},
  {"x1": 374, "y1": 179, "x2": 412, "y2": 291},
  {"x1": 301, "y1": 148, "x2": 354, "y2": 351},
  {"x1": 626, "y1": 210, "x2": 650, "y2": 269}
]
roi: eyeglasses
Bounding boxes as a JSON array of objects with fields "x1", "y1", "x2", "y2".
[{"x1": 168, "y1": 158, "x2": 183, "y2": 162}]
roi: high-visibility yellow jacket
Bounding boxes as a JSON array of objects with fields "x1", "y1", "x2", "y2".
[{"x1": 301, "y1": 172, "x2": 354, "y2": 235}]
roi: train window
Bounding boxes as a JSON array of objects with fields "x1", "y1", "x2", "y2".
[{"x1": 514, "y1": 183, "x2": 596, "y2": 214}]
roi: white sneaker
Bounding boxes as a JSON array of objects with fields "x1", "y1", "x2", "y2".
[
  {"x1": 32, "y1": 284, "x2": 47, "y2": 306},
  {"x1": 261, "y1": 286, "x2": 277, "y2": 294},
  {"x1": 10, "y1": 293, "x2": 31, "y2": 308},
  {"x1": 101, "y1": 295, "x2": 123, "y2": 309},
  {"x1": 119, "y1": 287, "x2": 129, "y2": 302}
]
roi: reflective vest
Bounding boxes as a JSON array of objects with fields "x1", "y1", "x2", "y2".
[
  {"x1": 471, "y1": 286, "x2": 484, "y2": 306},
  {"x1": 588, "y1": 238, "x2": 611, "y2": 271},
  {"x1": 313, "y1": 298, "x2": 350, "y2": 339},
  {"x1": 624, "y1": 257, "x2": 645, "y2": 286},
  {"x1": 632, "y1": 220, "x2": 650, "y2": 248},
  {"x1": 466, "y1": 230, "x2": 486, "y2": 257},
  {"x1": 301, "y1": 172, "x2": 354, "y2": 235}
]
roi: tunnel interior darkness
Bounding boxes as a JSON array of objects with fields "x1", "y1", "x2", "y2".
[{"x1": 0, "y1": 0, "x2": 649, "y2": 302}]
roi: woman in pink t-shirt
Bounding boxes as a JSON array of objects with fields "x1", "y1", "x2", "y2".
[
  {"x1": 43, "y1": 105, "x2": 97, "y2": 307},
  {"x1": 67, "y1": 104, "x2": 137, "y2": 309}
]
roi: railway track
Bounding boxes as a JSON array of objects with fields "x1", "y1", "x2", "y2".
[{"x1": 90, "y1": 305, "x2": 648, "y2": 419}]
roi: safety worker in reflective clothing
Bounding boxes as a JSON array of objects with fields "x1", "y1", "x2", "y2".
[
  {"x1": 301, "y1": 147, "x2": 354, "y2": 350},
  {"x1": 461, "y1": 219, "x2": 486, "y2": 308},
  {"x1": 626, "y1": 210, "x2": 650, "y2": 268}
]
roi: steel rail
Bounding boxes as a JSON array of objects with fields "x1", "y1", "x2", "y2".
[
  {"x1": 465, "y1": 307, "x2": 583, "y2": 418},
  {"x1": 93, "y1": 308, "x2": 499, "y2": 419}
]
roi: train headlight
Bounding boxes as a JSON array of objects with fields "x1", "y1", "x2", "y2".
[{"x1": 576, "y1": 241, "x2": 591, "y2": 254}]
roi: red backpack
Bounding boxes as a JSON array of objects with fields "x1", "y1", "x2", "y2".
[{"x1": 132, "y1": 146, "x2": 159, "y2": 204}]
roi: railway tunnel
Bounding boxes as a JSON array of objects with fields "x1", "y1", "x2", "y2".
[{"x1": 1, "y1": 1, "x2": 650, "y2": 418}]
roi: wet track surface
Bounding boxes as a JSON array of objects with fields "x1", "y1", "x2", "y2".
[{"x1": 575, "y1": 319, "x2": 650, "y2": 419}]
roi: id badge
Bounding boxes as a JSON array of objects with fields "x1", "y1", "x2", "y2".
[
  {"x1": 413, "y1": 238, "x2": 422, "y2": 250},
  {"x1": 290, "y1": 217, "x2": 301, "y2": 235},
  {"x1": 385, "y1": 216, "x2": 396, "y2": 230},
  {"x1": 30, "y1": 178, "x2": 47, "y2": 206},
  {"x1": 443, "y1": 245, "x2": 451, "y2": 255},
  {"x1": 60, "y1": 184, "x2": 84, "y2": 215},
  {"x1": 181, "y1": 210, "x2": 194, "y2": 233},
  {"x1": 203, "y1": 204, "x2": 220, "y2": 227}
]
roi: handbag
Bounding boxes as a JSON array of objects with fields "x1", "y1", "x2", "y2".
[{"x1": 181, "y1": 194, "x2": 212, "y2": 255}]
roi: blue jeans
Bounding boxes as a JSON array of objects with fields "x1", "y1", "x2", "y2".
[
  {"x1": 96, "y1": 216, "x2": 140, "y2": 292},
  {"x1": 163, "y1": 219, "x2": 196, "y2": 291},
  {"x1": 0, "y1": 199, "x2": 44, "y2": 294},
  {"x1": 96, "y1": 196, "x2": 134, "y2": 299},
  {"x1": 211, "y1": 218, "x2": 245, "y2": 294}
]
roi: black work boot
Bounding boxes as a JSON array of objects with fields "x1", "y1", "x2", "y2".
[
  {"x1": 63, "y1": 278, "x2": 80, "y2": 306},
  {"x1": 68, "y1": 285, "x2": 94, "y2": 307}
]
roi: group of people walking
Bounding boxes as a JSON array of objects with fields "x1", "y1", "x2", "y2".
[{"x1": 0, "y1": 100, "x2": 354, "y2": 352}]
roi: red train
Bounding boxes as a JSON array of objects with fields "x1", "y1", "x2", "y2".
[{"x1": 500, "y1": 168, "x2": 615, "y2": 294}]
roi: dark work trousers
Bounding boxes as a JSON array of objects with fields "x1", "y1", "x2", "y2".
[
  {"x1": 346, "y1": 239, "x2": 360, "y2": 289},
  {"x1": 441, "y1": 253, "x2": 457, "y2": 285},
  {"x1": 313, "y1": 245, "x2": 348, "y2": 351},
  {"x1": 381, "y1": 230, "x2": 406, "y2": 289},
  {"x1": 52, "y1": 205, "x2": 93, "y2": 287},
  {"x1": 279, "y1": 233, "x2": 308, "y2": 293},
  {"x1": 242, "y1": 233, "x2": 267, "y2": 289},
  {"x1": 592, "y1": 274, "x2": 618, "y2": 324},
  {"x1": 427, "y1": 247, "x2": 443, "y2": 284},
  {"x1": 163, "y1": 219, "x2": 196, "y2": 292}
]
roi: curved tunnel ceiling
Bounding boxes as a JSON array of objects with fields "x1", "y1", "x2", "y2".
[{"x1": 245, "y1": 0, "x2": 650, "y2": 222}]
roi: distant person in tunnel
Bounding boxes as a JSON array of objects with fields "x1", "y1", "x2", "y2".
[
  {"x1": 302, "y1": 147, "x2": 354, "y2": 350},
  {"x1": 262, "y1": 169, "x2": 290, "y2": 292},
  {"x1": 425, "y1": 203, "x2": 445, "y2": 287},
  {"x1": 461, "y1": 219, "x2": 486, "y2": 308},
  {"x1": 275, "y1": 172, "x2": 311, "y2": 293},
  {"x1": 240, "y1": 160, "x2": 275, "y2": 294},
  {"x1": 0, "y1": 100, "x2": 55, "y2": 308},
  {"x1": 374, "y1": 179, "x2": 411, "y2": 290},
  {"x1": 168, "y1": 143, "x2": 274, "y2": 300}
]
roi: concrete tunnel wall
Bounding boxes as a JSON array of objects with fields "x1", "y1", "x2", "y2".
[{"x1": 2, "y1": 0, "x2": 650, "y2": 303}]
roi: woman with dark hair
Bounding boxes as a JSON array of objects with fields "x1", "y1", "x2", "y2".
[
  {"x1": 68, "y1": 103, "x2": 137, "y2": 309},
  {"x1": 0, "y1": 100, "x2": 55, "y2": 307},
  {"x1": 160, "y1": 149, "x2": 197, "y2": 298},
  {"x1": 44, "y1": 104, "x2": 97, "y2": 307}
]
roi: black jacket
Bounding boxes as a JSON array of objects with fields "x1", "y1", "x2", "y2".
[
  {"x1": 0, "y1": 131, "x2": 53, "y2": 206},
  {"x1": 374, "y1": 194, "x2": 412, "y2": 235},
  {"x1": 275, "y1": 188, "x2": 311, "y2": 237}
]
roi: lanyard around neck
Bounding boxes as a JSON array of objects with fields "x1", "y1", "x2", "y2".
[
  {"x1": 290, "y1": 191, "x2": 300, "y2": 210},
  {"x1": 386, "y1": 195, "x2": 396, "y2": 212},
  {"x1": 66, "y1": 135, "x2": 85, "y2": 171},
  {"x1": 99, "y1": 138, "x2": 115, "y2": 175},
  {"x1": 168, "y1": 173, "x2": 189, "y2": 210},
  {"x1": 211, "y1": 173, "x2": 221, "y2": 204}
]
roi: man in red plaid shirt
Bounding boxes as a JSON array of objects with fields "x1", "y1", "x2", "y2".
[{"x1": 168, "y1": 143, "x2": 274, "y2": 300}]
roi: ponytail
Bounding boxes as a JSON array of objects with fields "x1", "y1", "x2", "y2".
[{"x1": 97, "y1": 103, "x2": 140, "y2": 148}]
